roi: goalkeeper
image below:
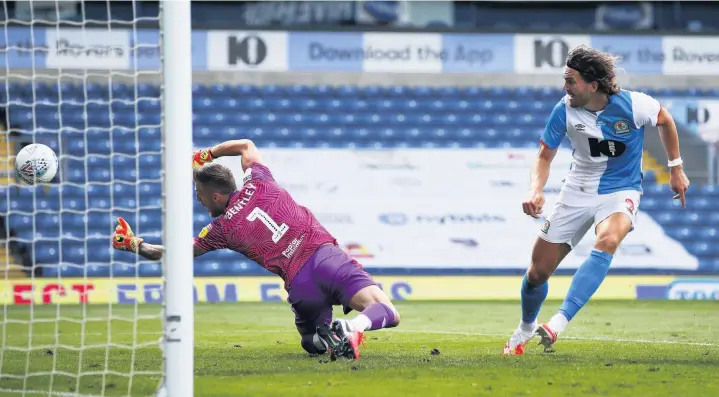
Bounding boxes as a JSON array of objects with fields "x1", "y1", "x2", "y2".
[{"x1": 112, "y1": 139, "x2": 400, "y2": 360}]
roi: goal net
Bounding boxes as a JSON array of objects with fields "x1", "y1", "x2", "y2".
[{"x1": 0, "y1": 1, "x2": 193, "y2": 396}]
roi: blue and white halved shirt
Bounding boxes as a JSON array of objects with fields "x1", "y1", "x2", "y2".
[{"x1": 541, "y1": 89, "x2": 662, "y2": 195}]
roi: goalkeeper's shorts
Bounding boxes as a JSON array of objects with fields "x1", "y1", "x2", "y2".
[{"x1": 287, "y1": 245, "x2": 377, "y2": 336}]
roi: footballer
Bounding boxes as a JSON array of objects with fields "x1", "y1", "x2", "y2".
[
  {"x1": 112, "y1": 139, "x2": 401, "y2": 360},
  {"x1": 503, "y1": 45, "x2": 690, "y2": 355}
]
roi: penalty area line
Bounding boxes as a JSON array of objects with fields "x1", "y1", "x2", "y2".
[
  {"x1": 25, "y1": 329, "x2": 719, "y2": 347},
  {"x1": 389, "y1": 329, "x2": 719, "y2": 347}
]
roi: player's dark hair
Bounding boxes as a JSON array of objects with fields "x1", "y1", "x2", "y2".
[
  {"x1": 193, "y1": 163, "x2": 237, "y2": 194},
  {"x1": 566, "y1": 45, "x2": 621, "y2": 96}
]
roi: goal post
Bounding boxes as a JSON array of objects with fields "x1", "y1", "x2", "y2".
[
  {"x1": 0, "y1": 1, "x2": 194, "y2": 396},
  {"x1": 159, "y1": 1, "x2": 195, "y2": 397}
]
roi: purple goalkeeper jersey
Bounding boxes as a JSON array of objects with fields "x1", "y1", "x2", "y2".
[{"x1": 193, "y1": 162, "x2": 338, "y2": 286}]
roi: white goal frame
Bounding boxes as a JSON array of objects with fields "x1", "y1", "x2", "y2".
[
  {"x1": 159, "y1": 1, "x2": 194, "y2": 397},
  {"x1": 2, "y1": 0, "x2": 196, "y2": 394}
]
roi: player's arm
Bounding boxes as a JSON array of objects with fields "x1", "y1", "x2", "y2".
[
  {"x1": 631, "y1": 91, "x2": 681, "y2": 163},
  {"x1": 524, "y1": 143, "x2": 559, "y2": 218},
  {"x1": 193, "y1": 139, "x2": 263, "y2": 171},
  {"x1": 656, "y1": 107, "x2": 681, "y2": 169},
  {"x1": 136, "y1": 243, "x2": 163, "y2": 261},
  {"x1": 656, "y1": 106, "x2": 690, "y2": 207},
  {"x1": 524, "y1": 99, "x2": 566, "y2": 218},
  {"x1": 531, "y1": 144, "x2": 559, "y2": 194},
  {"x1": 112, "y1": 217, "x2": 208, "y2": 260},
  {"x1": 135, "y1": 243, "x2": 206, "y2": 261},
  {"x1": 631, "y1": 91, "x2": 690, "y2": 207}
]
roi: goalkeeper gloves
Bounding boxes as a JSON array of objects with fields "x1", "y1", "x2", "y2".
[
  {"x1": 192, "y1": 148, "x2": 214, "y2": 169},
  {"x1": 112, "y1": 217, "x2": 144, "y2": 253}
]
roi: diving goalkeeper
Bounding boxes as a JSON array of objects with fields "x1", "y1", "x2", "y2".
[{"x1": 112, "y1": 139, "x2": 401, "y2": 360}]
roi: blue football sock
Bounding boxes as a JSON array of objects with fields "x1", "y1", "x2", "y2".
[
  {"x1": 521, "y1": 272, "x2": 548, "y2": 324},
  {"x1": 559, "y1": 249, "x2": 613, "y2": 321}
]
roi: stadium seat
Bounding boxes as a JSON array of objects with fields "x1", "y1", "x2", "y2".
[
  {"x1": 139, "y1": 263, "x2": 163, "y2": 277},
  {"x1": 42, "y1": 263, "x2": 85, "y2": 278}
]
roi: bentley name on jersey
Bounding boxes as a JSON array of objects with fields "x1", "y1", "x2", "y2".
[{"x1": 541, "y1": 90, "x2": 661, "y2": 195}]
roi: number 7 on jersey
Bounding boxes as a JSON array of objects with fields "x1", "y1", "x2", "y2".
[{"x1": 246, "y1": 207, "x2": 289, "y2": 243}]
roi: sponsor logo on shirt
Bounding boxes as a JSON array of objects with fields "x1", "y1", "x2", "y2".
[
  {"x1": 199, "y1": 224, "x2": 212, "y2": 238},
  {"x1": 282, "y1": 234, "x2": 305, "y2": 259}
]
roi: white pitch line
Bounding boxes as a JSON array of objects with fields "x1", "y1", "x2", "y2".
[
  {"x1": 16, "y1": 329, "x2": 719, "y2": 347},
  {"x1": 389, "y1": 329, "x2": 719, "y2": 347}
]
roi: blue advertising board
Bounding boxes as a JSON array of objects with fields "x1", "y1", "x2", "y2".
[{"x1": 1, "y1": 27, "x2": 717, "y2": 75}]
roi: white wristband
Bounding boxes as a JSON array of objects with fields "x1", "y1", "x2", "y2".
[{"x1": 667, "y1": 157, "x2": 683, "y2": 168}]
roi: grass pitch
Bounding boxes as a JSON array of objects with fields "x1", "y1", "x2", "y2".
[{"x1": 0, "y1": 300, "x2": 717, "y2": 397}]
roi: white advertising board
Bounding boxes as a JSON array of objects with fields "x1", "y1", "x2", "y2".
[
  {"x1": 210, "y1": 148, "x2": 698, "y2": 271},
  {"x1": 662, "y1": 36, "x2": 719, "y2": 76},
  {"x1": 206, "y1": 31, "x2": 288, "y2": 71},
  {"x1": 46, "y1": 29, "x2": 129, "y2": 69}
]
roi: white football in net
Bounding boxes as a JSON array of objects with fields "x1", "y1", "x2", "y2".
[{"x1": 14, "y1": 143, "x2": 59, "y2": 185}]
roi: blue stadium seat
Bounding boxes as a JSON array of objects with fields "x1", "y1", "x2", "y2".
[
  {"x1": 42, "y1": 263, "x2": 85, "y2": 278},
  {"x1": 138, "y1": 154, "x2": 162, "y2": 179},
  {"x1": 666, "y1": 227, "x2": 696, "y2": 242},
  {"x1": 698, "y1": 227, "x2": 719, "y2": 242},
  {"x1": 699, "y1": 257, "x2": 719, "y2": 272},
  {"x1": 111, "y1": 263, "x2": 140, "y2": 277},
  {"x1": 709, "y1": 211, "x2": 719, "y2": 225},
  {"x1": 113, "y1": 182, "x2": 136, "y2": 199},
  {"x1": 687, "y1": 242, "x2": 719, "y2": 256},
  {"x1": 640, "y1": 198, "x2": 660, "y2": 211},
  {"x1": 195, "y1": 261, "x2": 227, "y2": 276},
  {"x1": 138, "y1": 210, "x2": 162, "y2": 231},
  {"x1": 700, "y1": 185, "x2": 719, "y2": 197},
  {"x1": 644, "y1": 184, "x2": 672, "y2": 197},
  {"x1": 32, "y1": 241, "x2": 60, "y2": 263},
  {"x1": 85, "y1": 263, "x2": 112, "y2": 277},
  {"x1": 139, "y1": 127, "x2": 161, "y2": 141},
  {"x1": 61, "y1": 213, "x2": 87, "y2": 230},
  {"x1": 138, "y1": 98, "x2": 161, "y2": 112}
]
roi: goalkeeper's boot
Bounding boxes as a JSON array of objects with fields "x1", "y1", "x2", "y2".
[
  {"x1": 313, "y1": 323, "x2": 342, "y2": 359},
  {"x1": 331, "y1": 319, "x2": 365, "y2": 360},
  {"x1": 502, "y1": 326, "x2": 535, "y2": 356},
  {"x1": 535, "y1": 323, "x2": 558, "y2": 353}
]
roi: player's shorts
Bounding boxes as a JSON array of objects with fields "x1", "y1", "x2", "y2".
[
  {"x1": 286, "y1": 244, "x2": 377, "y2": 336},
  {"x1": 538, "y1": 186, "x2": 641, "y2": 249}
]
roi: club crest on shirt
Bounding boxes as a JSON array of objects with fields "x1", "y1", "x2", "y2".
[
  {"x1": 613, "y1": 120, "x2": 630, "y2": 134},
  {"x1": 199, "y1": 224, "x2": 212, "y2": 238}
]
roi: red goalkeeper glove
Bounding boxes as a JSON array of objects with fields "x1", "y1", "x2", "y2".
[
  {"x1": 192, "y1": 148, "x2": 214, "y2": 169},
  {"x1": 112, "y1": 217, "x2": 144, "y2": 253}
]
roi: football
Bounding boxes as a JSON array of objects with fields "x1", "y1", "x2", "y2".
[{"x1": 15, "y1": 143, "x2": 59, "y2": 185}]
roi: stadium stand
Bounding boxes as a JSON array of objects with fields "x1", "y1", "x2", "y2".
[
  {"x1": 2, "y1": 82, "x2": 719, "y2": 277},
  {"x1": 1, "y1": 3, "x2": 718, "y2": 396}
]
